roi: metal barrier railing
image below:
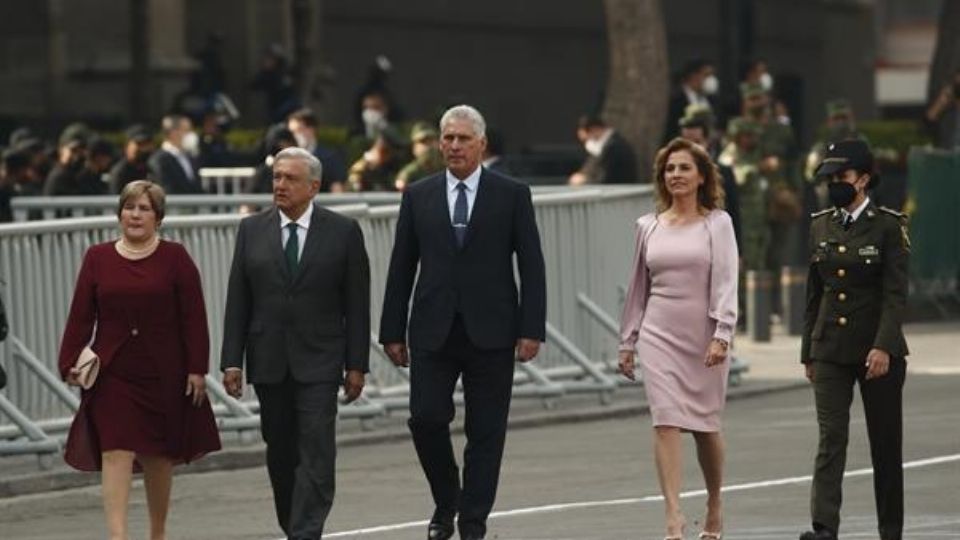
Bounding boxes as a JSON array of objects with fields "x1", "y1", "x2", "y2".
[{"x1": 0, "y1": 186, "x2": 676, "y2": 468}]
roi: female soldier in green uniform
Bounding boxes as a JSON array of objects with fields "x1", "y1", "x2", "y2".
[{"x1": 800, "y1": 139, "x2": 910, "y2": 540}]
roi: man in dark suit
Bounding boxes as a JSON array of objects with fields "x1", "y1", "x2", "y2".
[
  {"x1": 568, "y1": 115, "x2": 639, "y2": 185},
  {"x1": 220, "y1": 147, "x2": 370, "y2": 540},
  {"x1": 379, "y1": 105, "x2": 546, "y2": 540},
  {"x1": 148, "y1": 114, "x2": 203, "y2": 194}
]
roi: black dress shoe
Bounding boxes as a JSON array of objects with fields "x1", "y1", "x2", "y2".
[
  {"x1": 427, "y1": 521, "x2": 454, "y2": 540},
  {"x1": 799, "y1": 529, "x2": 837, "y2": 540}
]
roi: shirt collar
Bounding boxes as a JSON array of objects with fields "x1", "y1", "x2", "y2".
[
  {"x1": 279, "y1": 202, "x2": 314, "y2": 230},
  {"x1": 446, "y1": 165, "x2": 482, "y2": 193},
  {"x1": 845, "y1": 196, "x2": 870, "y2": 222},
  {"x1": 161, "y1": 140, "x2": 186, "y2": 159}
]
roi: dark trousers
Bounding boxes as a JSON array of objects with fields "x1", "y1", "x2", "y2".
[
  {"x1": 408, "y1": 317, "x2": 515, "y2": 538},
  {"x1": 255, "y1": 377, "x2": 339, "y2": 540},
  {"x1": 811, "y1": 358, "x2": 906, "y2": 540}
]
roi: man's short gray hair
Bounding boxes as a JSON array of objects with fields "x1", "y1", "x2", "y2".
[
  {"x1": 439, "y1": 105, "x2": 486, "y2": 138},
  {"x1": 274, "y1": 147, "x2": 323, "y2": 181}
]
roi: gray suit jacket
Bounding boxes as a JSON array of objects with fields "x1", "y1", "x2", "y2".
[{"x1": 220, "y1": 203, "x2": 371, "y2": 384}]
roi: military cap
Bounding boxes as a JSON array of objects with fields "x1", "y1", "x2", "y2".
[
  {"x1": 814, "y1": 139, "x2": 879, "y2": 188},
  {"x1": 410, "y1": 122, "x2": 438, "y2": 143},
  {"x1": 826, "y1": 99, "x2": 853, "y2": 117},
  {"x1": 378, "y1": 126, "x2": 406, "y2": 149},
  {"x1": 124, "y1": 124, "x2": 153, "y2": 143},
  {"x1": 58, "y1": 122, "x2": 91, "y2": 147},
  {"x1": 8, "y1": 127, "x2": 37, "y2": 147},
  {"x1": 727, "y1": 117, "x2": 762, "y2": 136},
  {"x1": 678, "y1": 103, "x2": 715, "y2": 129},
  {"x1": 739, "y1": 81, "x2": 766, "y2": 98}
]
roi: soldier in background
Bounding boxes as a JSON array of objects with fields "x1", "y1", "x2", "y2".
[
  {"x1": 719, "y1": 118, "x2": 767, "y2": 274},
  {"x1": 395, "y1": 122, "x2": 444, "y2": 191},
  {"x1": 347, "y1": 126, "x2": 406, "y2": 192},
  {"x1": 108, "y1": 125, "x2": 155, "y2": 194}
]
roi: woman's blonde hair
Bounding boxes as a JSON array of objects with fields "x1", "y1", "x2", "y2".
[
  {"x1": 652, "y1": 137, "x2": 725, "y2": 213},
  {"x1": 117, "y1": 180, "x2": 166, "y2": 223}
]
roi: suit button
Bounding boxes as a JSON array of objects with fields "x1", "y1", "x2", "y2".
[
  {"x1": 837, "y1": 268, "x2": 846, "y2": 277},
  {"x1": 838, "y1": 317, "x2": 848, "y2": 326},
  {"x1": 838, "y1": 245, "x2": 847, "y2": 253},
  {"x1": 131, "y1": 328, "x2": 139, "y2": 336},
  {"x1": 838, "y1": 292, "x2": 847, "y2": 302}
]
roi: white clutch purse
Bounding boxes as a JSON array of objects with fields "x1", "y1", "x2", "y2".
[{"x1": 73, "y1": 346, "x2": 101, "y2": 390}]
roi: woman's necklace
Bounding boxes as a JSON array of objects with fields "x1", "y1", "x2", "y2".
[{"x1": 115, "y1": 235, "x2": 160, "y2": 260}]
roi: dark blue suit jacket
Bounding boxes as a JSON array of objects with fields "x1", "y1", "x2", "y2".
[{"x1": 379, "y1": 168, "x2": 546, "y2": 351}]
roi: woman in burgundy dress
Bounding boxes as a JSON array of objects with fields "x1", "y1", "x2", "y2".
[
  {"x1": 58, "y1": 180, "x2": 220, "y2": 540},
  {"x1": 618, "y1": 138, "x2": 738, "y2": 540}
]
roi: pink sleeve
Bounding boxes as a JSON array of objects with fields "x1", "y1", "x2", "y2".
[
  {"x1": 618, "y1": 216, "x2": 651, "y2": 352},
  {"x1": 708, "y1": 211, "x2": 739, "y2": 343}
]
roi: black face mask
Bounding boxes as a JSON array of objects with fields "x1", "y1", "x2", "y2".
[{"x1": 828, "y1": 181, "x2": 857, "y2": 208}]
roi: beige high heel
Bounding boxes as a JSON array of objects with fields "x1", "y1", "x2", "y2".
[{"x1": 698, "y1": 532, "x2": 722, "y2": 540}]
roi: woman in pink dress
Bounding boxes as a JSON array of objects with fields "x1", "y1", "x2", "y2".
[
  {"x1": 59, "y1": 180, "x2": 220, "y2": 540},
  {"x1": 618, "y1": 138, "x2": 738, "y2": 540}
]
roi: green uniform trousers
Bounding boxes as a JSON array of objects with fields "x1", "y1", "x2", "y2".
[{"x1": 811, "y1": 357, "x2": 906, "y2": 539}]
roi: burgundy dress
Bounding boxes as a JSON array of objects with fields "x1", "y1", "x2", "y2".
[{"x1": 58, "y1": 240, "x2": 221, "y2": 471}]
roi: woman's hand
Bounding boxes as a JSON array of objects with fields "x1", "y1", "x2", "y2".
[
  {"x1": 185, "y1": 374, "x2": 207, "y2": 407},
  {"x1": 704, "y1": 339, "x2": 728, "y2": 367},
  {"x1": 865, "y1": 348, "x2": 891, "y2": 380},
  {"x1": 65, "y1": 368, "x2": 82, "y2": 387},
  {"x1": 618, "y1": 350, "x2": 636, "y2": 381}
]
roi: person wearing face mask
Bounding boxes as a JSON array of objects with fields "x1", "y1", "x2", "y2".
[
  {"x1": 148, "y1": 114, "x2": 203, "y2": 194},
  {"x1": 664, "y1": 58, "x2": 719, "y2": 143},
  {"x1": 109, "y1": 125, "x2": 156, "y2": 194},
  {"x1": 800, "y1": 140, "x2": 910, "y2": 540},
  {"x1": 568, "y1": 115, "x2": 638, "y2": 185}
]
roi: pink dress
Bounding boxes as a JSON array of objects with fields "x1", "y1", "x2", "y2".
[
  {"x1": 638, "y1": 220, "x2": 728, "y2": 431},
  {"x1": 618, "y1": 210, "x2": 739, "y2": 433}
]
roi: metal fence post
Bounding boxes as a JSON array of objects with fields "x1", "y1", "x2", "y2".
[{"x1": 746, "y1": 270, "x2": 771, "y2": 342}]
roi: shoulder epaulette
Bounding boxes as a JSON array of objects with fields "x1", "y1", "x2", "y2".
[
  {"x1": 878, "y1": 206, "x2": 906, "y2": 219},
  {"x1": 810, "y1": 208, "x2": 834, "y2": 219}
]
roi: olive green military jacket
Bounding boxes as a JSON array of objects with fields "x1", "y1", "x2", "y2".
[{"x1": 801, "y1": 202, "x2": 910, "y2": 364}]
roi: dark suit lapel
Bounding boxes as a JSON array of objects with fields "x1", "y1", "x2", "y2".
[
  {"x1": 293, "y1": 204, "x2": 328, "y2": 286},
  {"x1": 461, "y1": 169, "x2": 491, "y2": 250},
  {"x1": 267, "y1": 208, "x2": 291, "y2": 282}
]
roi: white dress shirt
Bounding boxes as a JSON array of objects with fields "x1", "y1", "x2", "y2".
[
  {"x1": 279, "y1": 203, "x2": 314, "y2": 260},
  {"x1": 843, "y1": 196, "x2": 870, "y2": 224},
  {"x1": 446, "y1": 166, "x2": 482, "y2": 223}
]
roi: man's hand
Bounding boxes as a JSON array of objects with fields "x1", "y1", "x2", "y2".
[
  {"x1": 185, "y1": 374, "x2": 207, "y2": 407},
  {"x1": 343, "y1": 370, "x2": 365, "y2": 403},
  {"x1": 384, "y1": 342, "x2": 409, "y2": 367},
  {"x1": 618, "y1": 350, "x2": 636, "y2": 381},
  {"x1": 223, "y1": 369, "x2": 244, "y2": 399},
  {"x1": 865, "y1": 348, "x2": 890, "y2": 380},
  {"x1": 515, "y1": 338, "x2": 540, "y2": 362},
  {"x1": 804, "y1": 363, "x2": 815, "y2": 382}
]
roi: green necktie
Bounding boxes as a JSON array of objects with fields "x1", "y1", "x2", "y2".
[{"x1": 284, "y1": 222, "x2": 299, "y2": 274}]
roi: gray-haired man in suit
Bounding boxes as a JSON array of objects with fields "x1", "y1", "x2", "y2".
[{"x1": 221, "y1": 147, "x2": 370, "y2": 540}]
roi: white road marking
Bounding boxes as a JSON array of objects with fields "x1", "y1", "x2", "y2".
[{"x1": 313, "y1": 453, "x2": 960, "y2": 539}]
